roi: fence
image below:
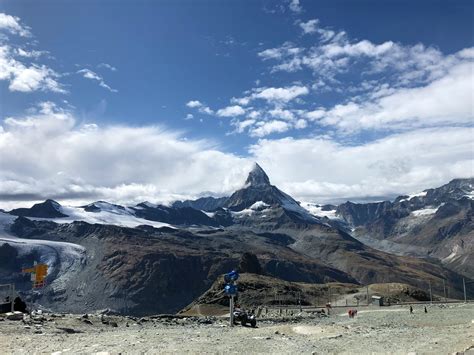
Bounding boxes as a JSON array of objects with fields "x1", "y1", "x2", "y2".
[
  {"x1": 0, "y1": 283, "x2": 15, "y2": 313},
  {"x1": 259, "y1": 277, "x2": 473, "y2": 311}
]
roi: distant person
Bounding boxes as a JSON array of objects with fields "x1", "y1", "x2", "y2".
[
  {"x1": 424, "y1": 306, "x2": 427, "y2": 313},
  {"x1": 326, "y1": 303, "x2": 332, "y2": 315},
  {"x1": 410, "y1": 306, "x2": 413, "y2": 314}
]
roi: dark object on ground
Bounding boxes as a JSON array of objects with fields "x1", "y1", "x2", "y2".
[
  {"x1": 13, "y1": 297, "x2": 27, "y2": 313},
  {"x1": 233, "y1": 309, "x2": 257, "y2": 327},
  {"x1": 424, "y1": 306, "x2": 427, "y2": 313},
  {"x1": 57, "y1": 327, "x2": 82, "y2": 334},
  {"x1": 410, "y1": 306, "x2": 413, "y2": 314}
]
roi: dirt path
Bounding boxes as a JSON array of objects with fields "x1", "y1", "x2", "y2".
[{"x1": 1, "y1": 303, "x2": 473, "y2": 354}]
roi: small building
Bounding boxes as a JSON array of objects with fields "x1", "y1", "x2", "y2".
[{"x1": 371, "y1": 295, "x2": 384, "y2": 306}]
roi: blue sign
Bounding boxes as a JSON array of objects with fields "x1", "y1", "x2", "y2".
[
  {"x1": 224, "y1": 270, "x2": 239, "y2": 283},
  {"x1": 224, "y1": 284, "x2": 237, "y2": 296}
]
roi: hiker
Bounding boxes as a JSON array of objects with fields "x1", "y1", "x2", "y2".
[
  {"x1": 410, "y1": 306, "x2": 413, "y2": 314},
  {"x1": 326, "y1": 302, "x2": 332, "y2": 315},
  {"x1": 424, "y1": 306, "x2": 427, "y2": 313}
]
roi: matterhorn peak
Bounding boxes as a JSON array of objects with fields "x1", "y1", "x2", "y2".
[{"x1": 245, "y1": 163, "x2": 271, "y2": 187}]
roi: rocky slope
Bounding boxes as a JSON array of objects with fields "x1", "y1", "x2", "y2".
[{"x1": 335, "y1": 179, "x2": 474, "y2": 277}]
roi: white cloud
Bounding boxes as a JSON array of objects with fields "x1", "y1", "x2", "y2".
[
  {"x1": 299, "y1": 19, "x2": 318, "y2": 34},
  {"x1": 1, "y1": 105, "x2": 472, "y2": 206},
  {"x1": 77, "y1": 68, "x2": 118, "y2": 93},
  {"x1": 249, "y1": 127, "x2": 474, "y2": 202},
  {"x1": 0, "y1": 13, "x2": 30, "y2": 37},
  {"x1": 295, "y1": 119, "x2": 307, "y2": 129},
  {"x1": 319, "y1": 61, "x2": 473, "y2": 132},
  {"x1": 250, "y1": 120, "x2": 291, "y2": 137},
  {"x1": 0, "y1": 45, "x2": 65, "y2": 93},
  {"x1": 232, "y1": 118, "x2": 256, "y2": 133},
  {"x1": 269, "y1": 108, "x2": 295, "y2": 121},
  {"x1": 251, "y1": 85, "x2": 309, "y2": 103},
  {"x1": 185, "y1": 113, "x2": 194, "y2": 120},
  {"x1": 186, "y1": 100, "x2": 203, "y2": 108},
  {"x1": 186, "y1": 100, "x2": 214, "y2": 114},
  {"x1": 0, "y1": 104, "x2": 250, "y2": 206},
  {"x1": 288, "y1": 0, "x2": 302, "y2": 13},
  {"x1": 98, "y1": 63, "x2": 117, "y2": 71},
  {"x1": 216, "y1": 105, "x2": 246, "y2": 117}
]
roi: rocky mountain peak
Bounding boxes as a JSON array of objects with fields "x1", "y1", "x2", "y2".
[{"x1": 245, "y1": 163, "x2": 270, "y2": 187}]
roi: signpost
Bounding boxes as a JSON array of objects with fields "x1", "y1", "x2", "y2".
[
  {"x1": 224, "y1": 270, "x2": 239, "y2": 327},
  {"x1": 22, "y1": 262, "x2": 48, "y2": 288}
]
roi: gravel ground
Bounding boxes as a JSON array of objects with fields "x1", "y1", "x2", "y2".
[{"x1": 1, "y1": 303, "x2": 473, "y2": 354}]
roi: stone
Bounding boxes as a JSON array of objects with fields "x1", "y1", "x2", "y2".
[{"x1": 6, "y1": 311, "x2": 24, "y2": 321}]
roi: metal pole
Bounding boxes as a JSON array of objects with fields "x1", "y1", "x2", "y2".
[
  {"x1": 366, "y1": 285, "x2": 369, "y2": 306},
  {"x1": 11, "y1": 284, "x2": 15, "y2": 313},
  {"x1": 429, "y1": 280, "x2": 432, "y2": 304},
  {"x1": 463, "y1": 278, "x2": 467, "y2": 303},
  {"x1": 230, "y1": 295, "x2": 234, "y2": 327},
  {"x1": 443, "y1": 279, "x2": 447, "y2": 302}
]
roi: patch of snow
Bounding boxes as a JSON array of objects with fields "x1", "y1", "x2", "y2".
[
  {"x1": 201, "y1": 210, "x2": 216, "y2": 218},
  {"x1": 29, "y1": 205, "x2": 174, "y2": 229},
  {"x1": 410, "y1": 206, "x2": 440, "y2": 216},
  {"x1": 399, "y1": 191, "x2": 427, "y2": 202},
  {"x1": 443, "y1": 245, "x2": 462, "y2": 262},
  {"x1": 301, "y1": 202, "x2": 338, "y2": 219},
  {"x1": 249, "y1": 201, "x2": 269, "y2": 210}
]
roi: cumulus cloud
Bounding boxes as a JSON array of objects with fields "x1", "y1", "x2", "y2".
[
  {"x1": 299, "y1": 19, "x2": 318, "y2": 34},
  {"x1": 318, "y1": 61, "x2": 473, "y2": 132},
  {"x1": 249, "y1": 127, "x2": 474, "y2": 202},
  {"x1": 77, "y1": 68, "x2": 118, "y2": 92},
  {"x1": 0, "y1": 14, "x2": 65, "y2": 93},
  {"x1": 250, "y1": 120, "x2": 291, "y2": 137},
  {"x1": 216, "y1": 105, "x2": 246, "y2": 117},
  {"x1": 288, "y1": 0, "x2": 302, "y2": 13},
  {"x1": 251, "y1": 85, "x2": 309, "y2": 104},
  {"x1": 1, "y1": 105, "x2": 471, "y2": 206},
  {"x1": 0, "y1": 104, "x2": 251, "y2": 207},
  {"x1": 0, "y1": 13, "x2": 30, "y2": 37},
  {"x1": 0, "y1": 45, "x2": 65, "y2": 93},
  {"x1": 186, "y1": 100, "x2": 214, "y2": 114}
]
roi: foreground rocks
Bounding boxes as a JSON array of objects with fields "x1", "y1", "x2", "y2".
[{"x1": 0, "y1": 303, "x2": 473, "y2": 354}]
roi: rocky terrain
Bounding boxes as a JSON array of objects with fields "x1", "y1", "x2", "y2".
[
  {"x1": 1, "y1": 303, "x2": 473, "y2": 354},
  {"x1": 335, "y1": 178, "x2": 474, "y2": 277},
  {"x1": 0, "y1": 164, "x2": 472, "y2": 316}
]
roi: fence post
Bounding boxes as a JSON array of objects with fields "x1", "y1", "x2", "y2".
[
  {"x1": 463, "y1": 278, "x2": 467, "y2": 303},
  {"x1": 429, "y1": 280, "x2": 432, "y2": 304},
  {"x1": 366, "y1": 285, "x2": 369, "y2": 306},
  {"x1": 443, "y1": 279, "x2": 447, "y2": 302}
]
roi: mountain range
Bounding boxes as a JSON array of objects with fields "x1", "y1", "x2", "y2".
[{"x1": 0, "y1": 163, "x2": 472, "y2": 315}]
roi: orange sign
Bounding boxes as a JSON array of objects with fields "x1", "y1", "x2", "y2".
[{"x1": 22, "y1": 263, "x2": 48, "y2": 288}]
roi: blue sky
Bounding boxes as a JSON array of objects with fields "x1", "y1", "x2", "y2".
[{"x1": 0, "y1": 0, "x2": 473, "y2": 206}]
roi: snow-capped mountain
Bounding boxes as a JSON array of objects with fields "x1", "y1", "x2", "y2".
[{"x1": 1, "y1": 165, "x2": 472, "y2": 315}]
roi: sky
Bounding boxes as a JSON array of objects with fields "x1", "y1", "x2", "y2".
[{"x1": 0, "y1": 0, "x2": 473, "y2": 208}]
